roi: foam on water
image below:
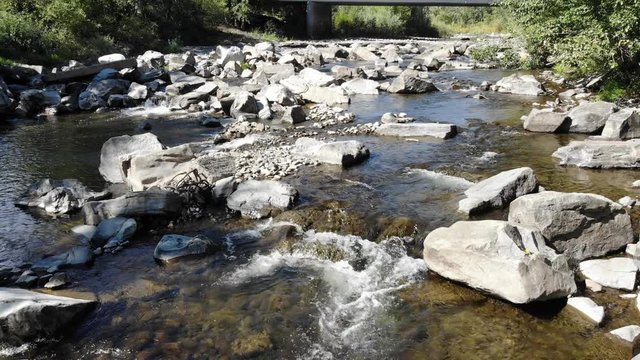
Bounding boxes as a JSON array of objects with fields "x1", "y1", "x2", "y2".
[
  {"x1": 0, "y1": 343, "x2": 32, "y2": 356},
  {"x1": 223, "y1": 229, "x2": 426, "y2": 356}
]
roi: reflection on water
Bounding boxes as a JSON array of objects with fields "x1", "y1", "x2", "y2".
[{"x1": 0, "y1": 69, "x2": 637, "y2": 359}]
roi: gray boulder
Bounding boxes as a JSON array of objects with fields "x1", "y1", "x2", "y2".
[
  {"x1": 552, "y1": 139, "x2": 640, "y2": 168},
  {"x1": 458, "y1": 167, "x2": 538, "y2": 216},
  {"x1": 493, "y1": 74, "x2": 545, "y2": 96},
  {"x1": 98, "y1": 53, "x2": 126, "y2": 64},
  {"x1": 579, "y1": 258, "x2": 637, "y2": 290},
  {"x1": 299, "y1": 68, "x2": 335, "y2": 87},
  {"x1": 601, "y1": 108, "x2": 640, "y2": 139},
  {"x1": 83, "y1": 189, "x2": 182, "y2": 225},
  {"x1": 16, "y1": 179, "x2": 109, "y2": 215},
  {"x1": 508, "y1": 191, "x2": 634, "y2": 261},
  {"x1": 300, "y1": 86, "x2": 350, "y2": 105},
  {"x1": 423, "y1": 220, "x2": 576, "y2": 304},
  {"x1": 230, "y1": 91, "x2": 258, "y2": 118},
  {"x1": 153, "y1": 234, "x2": 221, "y2": 263},
  {"x1": 567, "y1": 101, "x2": 616, "y2": 134},
  {"x1": 127, "y1": 82, "x2": 148, "y2": 100},
  {"x1": 78, "y1": 91, "x2": 106, "y2": 111},
  {"x1": 281, "y1": 105, "x2": 307, "y2": 124},
  {"x1": 31, "y1": 246, "x2": 93, "y2": 273},
  {"x1": 0, "y1": 288, "x2": 96, "y2": 345},
  {"x1": 387, "y1": 70, "x2": 438, "y2": 94},
  {"x1": 92, "y1": 217, "x2": 137, "y2": 249},
  {"x1": 99, "y1": 133, "x2": 165, "y2": 183},
  {"x1": 227, "y1": 180, "x2": 298, "y2": 219},
  {"x1": 294, "y1": 138, "x2": 370, "y2": 166},
  {"x1": 216, "y1": 46, "x2": 245, "y2": 66},
  {"x1": 374, "y1": 123, "x2": 457, "y2": 139},
  {"x1": 523, "y1": 108, "x2": 570, "y2": 133},
  {"x1": 256, "y1": 84, "x2": 296, "y2": 106}
]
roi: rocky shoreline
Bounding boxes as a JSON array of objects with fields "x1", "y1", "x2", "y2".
[{"x1": 2, "y1": 36, "x2": 640, "y2": 357}]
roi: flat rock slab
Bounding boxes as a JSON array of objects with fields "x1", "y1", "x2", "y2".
[
  {"x1": 579, "y1": 258, "x2": 638, "y2": 291},
  {"x1": 83, "y1": 189, "x2": 182, "y2": 225},
  {"x1": 423, "y1": 220, "x2": 576, "y2": 304},
  {"x1": 553, "y1": 139, "x2": 640, "y2": 168},
  {"x1": 458, "y1": 167, "x2": 538, "y2": 216},
  {"x1": 227, "y1": 180, "x2": 298, "y2": 219},
  {"x1": 294, "y1": 138, "x2": 370, "y2": 166},
  {"x1": 43, "y1": 58, "x2": 137, "y2": 83},
  {"x1": 0, "y1": 288, "x2": 96, "y2": 344},
  {"x1": 374, "y1": 123, "x2": 457, "y2": 139},
  {"x1": 610, "y1": 325, "x2": 640, "y2": 343},
  {"x1": 509, "y1": 191, "x2": 633, "y2": 261},
  {"x1": 566, "y1": 297, "x2": 605, "y2": 324},
  {"x1": 154, "y1": 234, "x2": 221, "y2": 263}
]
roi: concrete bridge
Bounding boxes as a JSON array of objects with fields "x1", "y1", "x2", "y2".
[{"x1": 280, "y1": 0, "x2": 496, "y2": 38}]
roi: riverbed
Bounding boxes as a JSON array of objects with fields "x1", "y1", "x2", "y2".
[{"x1": 1, "y1": 67, "x2": 637, "y2": 359}]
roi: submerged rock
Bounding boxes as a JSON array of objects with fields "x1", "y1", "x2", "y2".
[
  {"x1": 154, "y1": 234, "x2": 221, "y2": 262},
  {"x1": 31, "y1": 246, "x2": 93, "y2": 273},
  {"x1": 227, "y1": 180, "x2": 298, "y2": 219},
  {"x1": 458, "y1": 167, "x2": 538, "y2": 216},
  {"x1": 374, "y1": 123, "x2": 457, "y2": 139},
  {"x1": 92, "y1": 217, "x2": 137, "y2": 249},
  {"x1": 579, "y1": 258, "x2": 637, "y2": 291},
  {"x1": 610, "y1": 325, "x2": 640, "y2": 343},
  {"x1": 83, "y1": 189, "x2": 182, "y2": 225},
  {"x1": 423, "y1": 220, "x2": 576, "y2": 304},
  {"x1": 492, "y1": 74, "x2": 545, "y2": 96},
  {"x1": 508, "y1": 191, "x2": 633, "y2": 261},
  {"x1": 294, "y1": 137, "x2": 370, "y2": 166},
  {"x1": 0, "y1": 288, "x2": 96, "y2": 345},
  {"x1": 566, "y1": 297, "x2": 605, "y2": 324},
  {"x1": 553, "y1": 139, "x2": 640, "y2": 168},
  {"x1": 16, "y1": 179, "x2": 109, "y2": 215},
  {"x1": 99, "y1": 133, "x2": 165, "y2": 183}
]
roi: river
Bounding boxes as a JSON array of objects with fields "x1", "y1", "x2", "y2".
[{"x1": 0, "y1": 67, "x2": 637, "y2": 359}]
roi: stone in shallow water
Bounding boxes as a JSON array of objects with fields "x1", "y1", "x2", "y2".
[
  {"x1": 610, "y1": 325, "x2": 640, "y2": 343},
  {"x1": 492, "y1": 74, "x2": 545, "y2": 96},
  {"x1": 458, "y1": 167, "x2": 538, "y2": 216},
  {"x1": 0, "y1": 288, "x2": 96, "y2": 345},
  {"x1": 31, "y1": 246, "x2": 93, "y2": 273},
  {"x1": 44, "y1": 272, "x2": 68, "y2": 289},
  {"x1": 567, "y1": 101, "x2": 616, "y2": 134},
  {"x1": 294, "y1": 137, "x2": 370, "y2": 166},
  {"x1": 374, "y1": 123, "x2": 457, "y2": 139},
  {"x1": 99, "y1": 133, "x2": 165, "y2": 183},
  {"x1": 92, "y1": 217, "x2": 137, "y2": 249},
  {"x1": 227, "y1": 180, "x2": 298, "y2": 219},
  {"x1": 579, "y1": 258, "x2": 637, "y2": 291},
  {"x1": 553, "y1": 139, "x2": 640, "y2": 169},
  {"x1": 522, "y1": 108, "x2": 570, "y2": 133},
  {"x1": 154, "y1": 234, "x2": 221, "y2": 263},
  {"x1": 423, "y1": 220, "x2": 576, "y2": 304},
  {"x1": 83, "y1": 189, "x2": 182, "y2": 225},
  {"x1": 566, "y1": 297, "x2": 604, "y2": 324}
]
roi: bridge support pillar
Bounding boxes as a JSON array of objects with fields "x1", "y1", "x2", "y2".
[{"x1": 306, "y1": 1, "x2": 332, "y2": 39}]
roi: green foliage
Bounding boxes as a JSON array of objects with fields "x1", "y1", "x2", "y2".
[
  {"x1": 0, "y1": 0, "x2": 227, "y2": 65},
  {"x1": 469, "y1": 45, "x2": 524, "y2": 69},
  {"x1": 428, "y1": 6, "x2": 510, "y2": 36},
  {"x1": 333, "y1": 6, "x2": 433, "y2": 37},
  {"x1": 597, "y1": 79, "x2": 629, "y2": 102},
  {"x1": 501, "y1": 0, "x2": 640, "y2": 90}
]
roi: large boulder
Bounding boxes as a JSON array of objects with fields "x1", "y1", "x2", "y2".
[
  {"x1": 301, "y1": 86, "x2": 350, "y2": 105},
  {"x1": 458, "y1": 167, "x2": 538, "y2": 216},
  {"x1": 522, "y1": 108, "x2": 571, "y2": 133},
  {"x1": 127, "y1": 146, "x2": 236, "y2": 191},
  {"x1": 341, "y1": 79, "x2": 379, "y2": 95},
  {"x1": 256, "y1": 84, "x2": 296, "y2": 106},
  {"x1": 281, "y1": 105, "x2": 307, "y2": 124},
  {"x1": 294, "y1": 138, "x2": 370, "y2": 166},
  {"x1": 99, "y1": 133, "x2": 165, "y2": 183},
  {"x1": 216, "y1": 46, "x2": 245, "y2": 66},
  {"x1": 423, "y1": 220, "x2": 576, "y2": 304},
  {"x1": 227, "y1": 180, "x2": 298, "y2": 219},
  {"x1": 374, "y1": 123, "x2": 457, "y2": 139},
  {"x1": 567, "y1": 101, "x2": 617, "y2": 134},
  {"x1": 299, "y1": 68, "x2": 335, "y2": 87},
  {"x1": 601, "y1": 108, "x2": 640, "y2": 140},
  {"x1": 508, "y1": 191, "x2": 634, "y2": 261},
  {"x1": 153, "y1": 234, "x2": 221, "y2": 263},
  {"x1": 387, "y1": 70, "x2": 438, "y2": 94},
  {"x1": 98, "y1": 53, "x2": 126, "y2": 64},
  {"x1": 552, "y1": 139, "x2": 640, "y2": 168},
  {"x1": 493, "y1": 74, "x2": 545, "y2": 96},
  {"x1": 0, "y1": 288, "x2": 96, "y2": 345},
  {"x1": 16, "y1": 179, "x2": 109, "y2": 215},
  {"x1": 83, "y1": 189, "x2": 182, "y2": 225}
]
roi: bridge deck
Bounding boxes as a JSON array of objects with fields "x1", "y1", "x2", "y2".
[{"x1": 282, "y1": 0, "x2": 493, "y2": 5}]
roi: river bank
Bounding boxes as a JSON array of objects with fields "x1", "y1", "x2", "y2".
[{"x1": 1, "y1": 36, "x2": 640, "y2": 359}]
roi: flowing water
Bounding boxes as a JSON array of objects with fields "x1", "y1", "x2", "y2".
[{"x1": 1, "y1": 68, "x2": 638, "y2": 359}]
